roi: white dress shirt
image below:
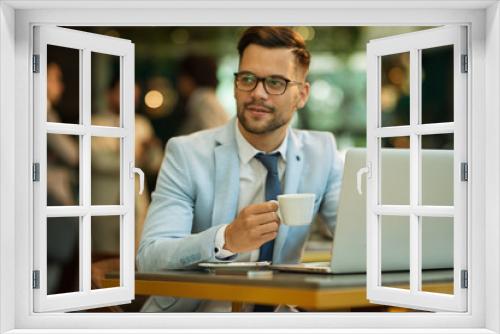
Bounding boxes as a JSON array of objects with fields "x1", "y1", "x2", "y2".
[
  {"x1": 214, "y1": 120, "x2": 288, "y2": 260},
  {"x1": 198, "y1": 121, "x2": 288, "y2": 312}
]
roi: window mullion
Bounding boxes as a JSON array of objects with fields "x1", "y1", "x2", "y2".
[
  {"x1": 409, "y1": 48, "x2": 421, "y2": 294},
  {"x1": 80, "y1": 48, "x2": 92, "y2": 293}
]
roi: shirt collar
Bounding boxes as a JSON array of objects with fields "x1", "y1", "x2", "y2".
[{"x1": 235, "y1": 120, "x2": 288, "y2": 165}]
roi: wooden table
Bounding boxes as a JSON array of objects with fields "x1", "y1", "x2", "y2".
[{"x1": 103, "y1": 269, "x2": 453, "y2": 311}]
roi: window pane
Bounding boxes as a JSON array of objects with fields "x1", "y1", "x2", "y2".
[
  {"x1": 380, "y1": 52, "x2": 410, "y2": 127},
  {"x1": 91, "y1": 52, "x2": 121, "y2": 127},
  {"x1": 380, "y1": 137, "x2": 410, "y2": 205},
  {"x1": 91, "y1": 137, "x2": 121, "y2": 205},
  {"x1": 47, "y1": 217, "x2": 79, "y2": 295},
  {"x1": 47, "y1": 45, "x2": 80, "y2": 124},
  {"x1": 421, "y1": 45, "x2": 454, "y2": 124},
  {"x1": 421, "y1": 134, "x2": 454, "y2": 206},
  {"x1": 91, "y1": 216, "x2": 120, "y2": 289},
  {"x1": 380, "y1": 215, "x2": 410, "y2": 289},
  {"x1": 421, "y1": 216, "x2": 454, "y2": 295},
  {"x1": 47, "y1": 134, "x2": 80, "y2": 206}
]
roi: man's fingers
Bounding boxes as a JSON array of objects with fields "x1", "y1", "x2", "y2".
[
  {"x1": 244, "y1": 201, "x2": 279, "y2": 215},
  {"x1": 243, "y1": 211, "x2": 280, "y2": 229},
  {"x1": 255, "y1": 211, "x2": 280, "y2": 224},
  {"x1": 260, "y1": 230, "x2": 278, "y2": 244},
  {"x1": 256, "y1": 221, "x2": 279, "y2": 235}
]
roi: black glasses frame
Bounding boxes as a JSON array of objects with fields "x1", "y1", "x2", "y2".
[{"x1": 233, "y1": 72, "x2": 303, "y2": 95}]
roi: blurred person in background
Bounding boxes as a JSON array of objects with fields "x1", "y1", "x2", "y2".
[
  {"x1": 46, "y1": 62, "x2": 80, "y2": 294},
  {"x1": 91, "y1": 77, "x2": 163, "y2": 258},
  {"x1": 143, "y1": 76, "x2": 179, "y2": 147},
  {"x1": 176, "y1": 54, "x2": 230, "y2": 135},
  {"x1": 46, "y1": 62, "x2": 79, "y2": 206}
]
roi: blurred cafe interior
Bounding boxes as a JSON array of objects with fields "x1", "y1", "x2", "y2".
[{"x1": 45, "y1": 26, "x2": 454, "y2": 312}]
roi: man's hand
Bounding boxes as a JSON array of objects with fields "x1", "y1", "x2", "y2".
[{"x1": 223, "y1": 201, "x2": 280, "y2": 253}]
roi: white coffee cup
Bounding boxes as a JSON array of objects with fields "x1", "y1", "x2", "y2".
[{"x1": 276, "y1": 193, "x2": 316, "y2": 226}]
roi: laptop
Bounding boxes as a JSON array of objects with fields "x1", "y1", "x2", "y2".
[{"x1": 271, "y1": 147, "x2": 454, "y2": 274}]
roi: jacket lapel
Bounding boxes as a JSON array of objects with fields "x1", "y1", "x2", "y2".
[
  {"x1": 211, "y1": 120, "x2": 240, "y2": 226},
  {"x1": 273, "y1": 130, "x2": 303, "y2": 263},
  {"x1": 209, "y1": 121, "x2": 304, "y2": 263}
]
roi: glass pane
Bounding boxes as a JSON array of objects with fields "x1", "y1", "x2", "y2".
[
  {"x1": 91, "y1": 137, "x2": 121, "y2": 205},
  {"x1": 421, "y1": 217, "x2": 454, "y2": 295},
  {"x1": 421, "y1": 45, "x2": 454, "y2": 124},
  {"x1": 47, "y1": 217, "x2": 80, "y2": 294},
  {"x1": 380, "y1": 137, "x2": 410, "y2": 205},
  {"x1": 47, "y1": 134, "x2": 80, "y2": 206},
  {"x1": 91, "y1": 216, "x2": 120, "y2": 289},
  {"x1": 381, "y1": 215, "x2": 410, "y2": 289},
  {"x1": 421, "y1": 134, "x2": 454, "y2": 206},
  {"x1": 91, "y1": 52, "x2": 121, "y2": 127},
  {"x1": 380, "y1": 52, "x2": 410, "y2": 127},
  {"x1": 47, "y1": 45, "x2": 80, "y2": 124}
]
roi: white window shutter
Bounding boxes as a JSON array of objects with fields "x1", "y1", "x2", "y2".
[
  {"x1": 33, "y1": 26, "x2": 135, "y2": 312},
  {"x1": 366, "y1": 26, "x2": 468, "y2": 312}
]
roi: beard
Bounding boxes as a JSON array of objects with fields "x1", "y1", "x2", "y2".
[{"x1": 236, "y1": 100, "x2": 288, "y2": 135}]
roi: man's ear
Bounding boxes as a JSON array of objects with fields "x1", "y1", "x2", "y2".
[{"x1": 297, "y1": 81, "x2": 310, "y2": 109}]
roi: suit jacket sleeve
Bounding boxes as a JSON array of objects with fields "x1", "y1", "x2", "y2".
[
  {"x1": 318, "y1": 133, "x2": 344, "y2": 233},
  {"x1": 136, "y1": 138, "x2": 222, "y2": 271}
]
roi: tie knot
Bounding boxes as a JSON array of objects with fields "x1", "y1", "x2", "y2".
[{"x1": 255, "y1": 152, "x2": 280, "y2": 175}]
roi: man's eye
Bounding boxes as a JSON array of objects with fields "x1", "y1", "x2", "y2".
[
  {"x1": 267, "y1": 78, "x2": 285, "y2": 88},
  {"x1": 241, "y1": 76, "x2": 256, "y2": 83}
]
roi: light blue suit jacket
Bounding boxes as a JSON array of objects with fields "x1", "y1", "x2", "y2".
[{"x1": 137, "y1": 118, "x2": 343, "y2": 312}]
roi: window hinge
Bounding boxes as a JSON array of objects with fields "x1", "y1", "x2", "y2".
[
  {"x1": 461, "y1": 162, "x2": 468, "y2": 182},
  {"x1": 461, "y1": 54, "x2": 468, "y2": 73},
  {"x1": 33, "y1": 163, "x2": 40, "y2": 182},
  {"x1": 32, "y1": 270, "x2": 40, "y2": 289},
  {"x1": 461, "y1": 270, "x2": 468, "y2": 289},
  {"x1": 33, "y1": 55, "x2": 40, "y2": 73}
]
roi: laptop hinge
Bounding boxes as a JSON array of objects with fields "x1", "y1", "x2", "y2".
[
  {"x1": 461, "y1": 270, "x2": 468, "y2": 289},
  {"x1": 33, "y1": 270, "x2": 40, "y2": 289},
  {"x1": 461, "y1": 162, "x2": 468, "y2": 182}
]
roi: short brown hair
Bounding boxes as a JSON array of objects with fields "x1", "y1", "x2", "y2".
[{"x1": 237, "y1": 27, "x2": 311, "y2": 72}]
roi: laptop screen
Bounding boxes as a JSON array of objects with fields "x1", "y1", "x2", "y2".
[{"x1": 330, "y1": 148, "x2": 453, "y2": 274}]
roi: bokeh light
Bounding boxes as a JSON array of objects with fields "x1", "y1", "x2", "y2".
[{"x1": 144, "y1": 90, "x2": 164, "y2": 109}]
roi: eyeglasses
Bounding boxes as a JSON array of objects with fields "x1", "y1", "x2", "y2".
[{"x1": 234, "y1": 72, "x2": 303, "y2": 95}]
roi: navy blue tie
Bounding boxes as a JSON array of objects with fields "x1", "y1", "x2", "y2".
[{"x1": 255, "y1": 152, "x2": 281, "y2": 262}]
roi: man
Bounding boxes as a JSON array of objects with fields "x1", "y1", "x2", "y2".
[{"x1": 137, "y1": 27, "x2": 343, "y2": 312}]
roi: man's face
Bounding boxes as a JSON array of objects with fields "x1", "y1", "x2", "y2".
[{"x1": 235, "y1": 44, "x2": 310, "y2": 135}]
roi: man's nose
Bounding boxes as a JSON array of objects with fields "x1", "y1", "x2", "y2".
[{"x1": 251, "y1": 80, "x2": 269, "y2": 100}]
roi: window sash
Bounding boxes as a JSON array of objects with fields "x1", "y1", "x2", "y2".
[
  {"x1": 32, "y1": 26, "x2": 135, "y2": 312},
  {"x1": 366, "y1": 25, "x2": 468, "y2": 312}
]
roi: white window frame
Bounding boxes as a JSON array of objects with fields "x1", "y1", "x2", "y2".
[
  {"x1": 366, "y1": 26, "x2": 468, "y2": 312},
  {"x1": 32, "y1": 26, "x2": 136, "y2": 312},
  {"x1": 0, "y1": 1, "x2": 499, "y2": 333}
]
